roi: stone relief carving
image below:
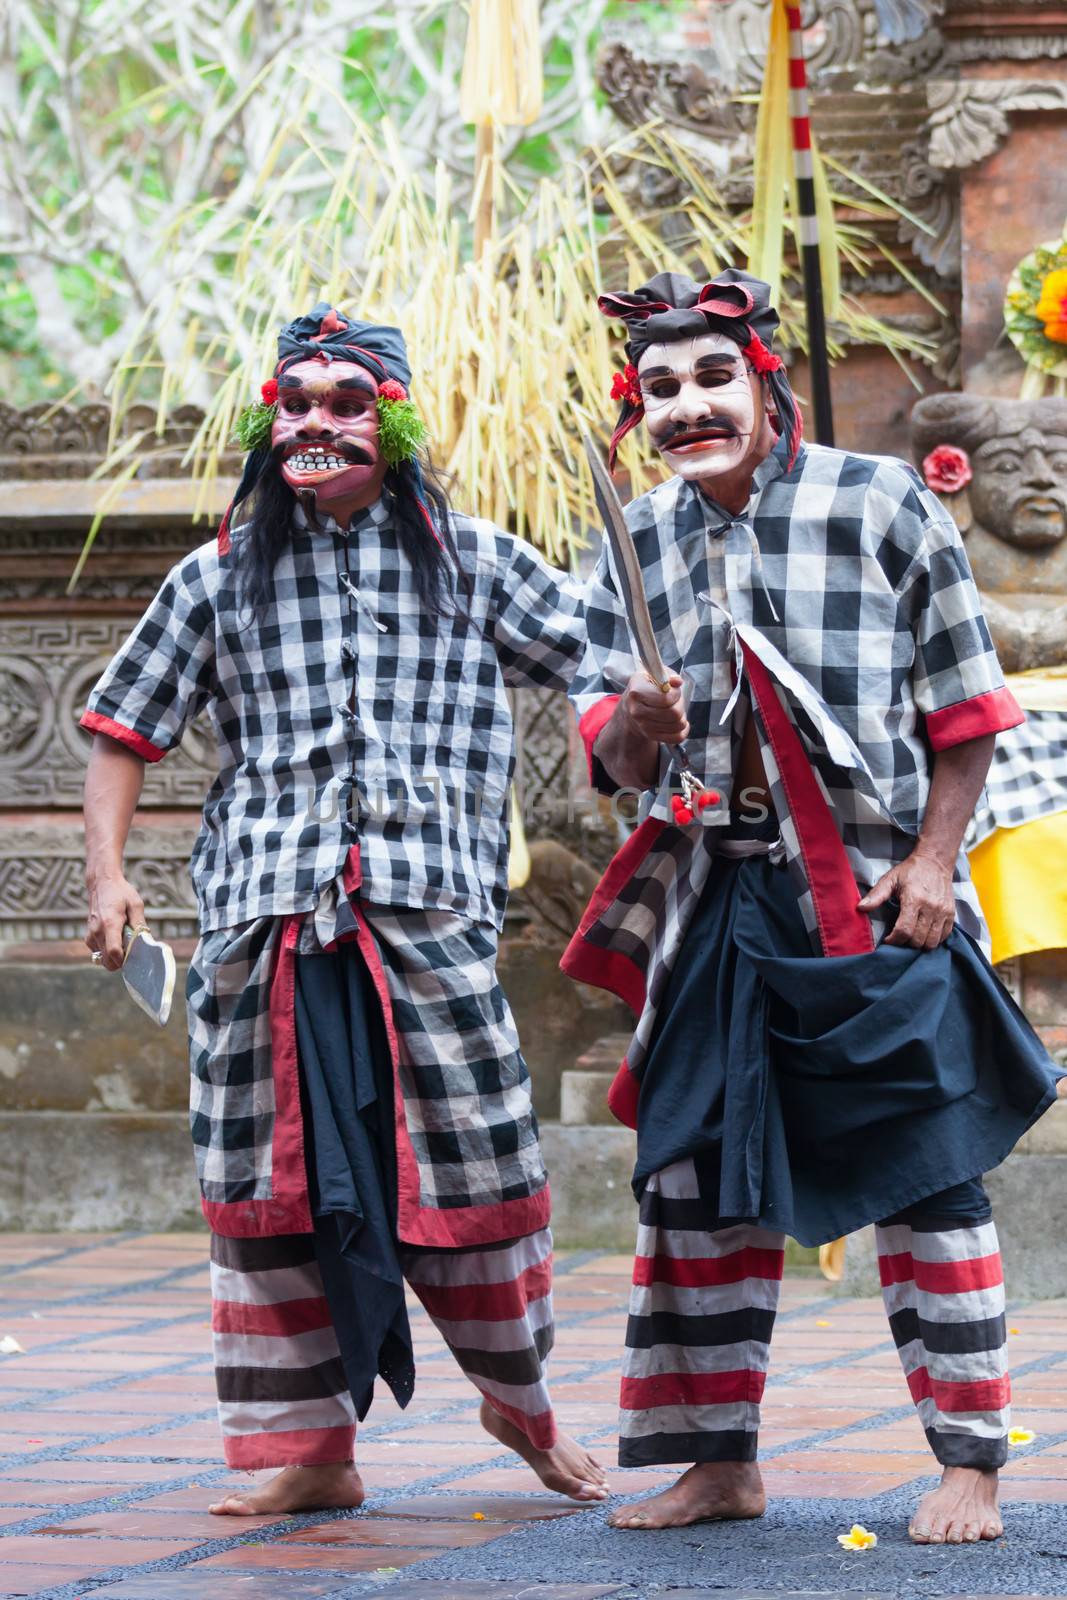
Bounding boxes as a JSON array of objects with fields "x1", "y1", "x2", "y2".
[
  {"x1": 0, "y1": 618, "x2": 216, "y2": 806},
  {"x1": 896, "y1": 139, "x2": 960, "y2": 279},
  {"x1": 925, "y1": 81, "x2": 1067, "y2": 172},
  {"x1": 519, "y1": 839, "x2": 602, "y2": 949},
  {"x1": 0, "y1": 824, "x2": 199, "y2": 942},
  {"x1": 912, "y1": 395, "x2": 1067, "y2": 672},
  {"x1": 0, "y1": 402, "x2": 238, "y2": 480}
]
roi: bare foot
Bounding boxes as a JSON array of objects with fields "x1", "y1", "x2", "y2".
[
  {"x1": 209, "y1": 1461, "x2": 365, "y2": 1516},
  {"x1": 609, "y1": 1461, "x2": 766, "y2": 1530},
  {"x1": 909, "y1": 1466, "x2": 1002, "y2": 1544},
  {"x1": 479, "y1": 1398, "x2": 608, "y2": 1502}
]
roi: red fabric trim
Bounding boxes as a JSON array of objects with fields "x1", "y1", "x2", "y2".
[
  {"x1": 212, "y1": 1295, "x2": 334, "y2": 1338},
  {"x1": 79, "y1": 710, "x2": 166, "y2": 764},
  {"x1": 608, "y1": 407, "x2": 644, "y2": 471},
  {"x1": 742, "y1": 643, "x2": 875, "y2": 958},
  {"x1": 350, "y1": 901, "x2": 552, "y2": 1249},
  {"x1": 417, "y1": 497, "x2": 445, "y2": 550},
  {"x1": 906, "y1": 1367, "x2": 1011, "y2": 1416},
  {"x1": 196, "y1": 916, "x2": 315, "y2": 1237},
  {"x1": 577, "y1": 695, "x2": 621, "y2": 783},
  {"x1": 218, "y1": 504, "x2": 232, "y2": 555},
  {"x1": 482, "y1": 1397, "x2": 557, "y2": 1452},
  {"x1": 606, "y1": 1058, "x2": 640, "y2": 1129},
  {"x1": 342, "y1": 843, "x2": 363, "y2": 898},
  {"x1": 879, "y1": 1250, "x2": 1004, "y2": 1296},
  {"x1": 925, "y1": 686, "x2": 1025, "y2": 751},
  {"x1": 633, "y1": 1247, "x2": 785, "y2": 1290},
  {"x1": 223, "y1": 1424, "x2": 356, "y2": 1470},
  {"x1": 560, "y1": 815, "x2": 667, "y2": 1014},
  {"x1": 410, "y1": 1256, "x2": 552, "y2": 1324},
  {"x1": 265, "y1": 917, "x2": 314, "y2": 1232},
  {"x1": 621, "y1": 1368, "x2": 767, "y2": 1411}
]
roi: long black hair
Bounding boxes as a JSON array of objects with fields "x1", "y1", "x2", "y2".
[{"x1": 229, "y1": 445, "x2": 472, "y2": 623}]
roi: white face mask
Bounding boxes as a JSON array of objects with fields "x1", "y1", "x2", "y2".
[{"x1": 638, "y1": 332, "x2": 760, "y2": 481}]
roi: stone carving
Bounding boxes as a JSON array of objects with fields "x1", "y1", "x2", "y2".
[
  {"x1": 897, "y1": 138, "x2": 959, "y2": 279},
  {"x1": 912, "y1": 394, "x2": 1067, "y2": 672},
  {"x1": 0, "y1": 823, "x2": 198, "y2": 942},
  {"x1": 596, "y1": 42, "x2": 748, "y2": 144},
  {"x1": 0, "y1": 402, "x2": 238, "y2": 481},
  {"x1": 925, "y1": 81, "x2": 1067, "y2": 172},
  {"x1": 0, "y1": 617, "x2": 216, "y2": 806},
  {"x1": 519, "y1": 839, "x2": 602, "y2": 948}
]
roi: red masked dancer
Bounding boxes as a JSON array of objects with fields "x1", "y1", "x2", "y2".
[
  {"x1": 565, "y1": 271, "x2": 1061, "y2": 1545},
  {"x1": 81, "y1": 305, "x2": 606, "y2": 1515}
]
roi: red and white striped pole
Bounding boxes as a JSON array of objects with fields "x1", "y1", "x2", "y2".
[{"x1": 785, "y1": 2, "x2": 834, "y2": 446}]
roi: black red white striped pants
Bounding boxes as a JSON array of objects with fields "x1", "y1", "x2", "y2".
[
  {"x1": 620, "y1": 1159, "x2": 1009, "y2": 1470},
  {"x1": 211, "y1": 1226, "x2": 556, "y2": 1469}
]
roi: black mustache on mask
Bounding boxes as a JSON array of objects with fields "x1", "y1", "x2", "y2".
[
  {"x1": 274, "y1": 439, "x2": 375, "y2": 467},
  {"x1": 660, "y1": 416, "x2": 741, "y2": 449}
]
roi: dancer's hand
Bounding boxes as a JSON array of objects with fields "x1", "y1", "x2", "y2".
[
  {"x1": 621, "y1": 671, "x2": 689, "y2": 746},
  {"x1": 86, "y1": 874, "x2": 146, "y2": 971},
  {"x1": 859, "y1": 850, "x2": 956, "y2": 950}
]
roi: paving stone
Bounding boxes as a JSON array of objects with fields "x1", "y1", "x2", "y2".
[
  {"x1": 357, "y1": 1586, "x2": 628, "y2": 1600},
  {"x1": 277, "y1": 1516, "x2": 514, "y2": 1548},
  {"x1": 0, "y1": 1532, "x2": 198, "y2": 1565},
  {"x1": 198, "y1": 1542, "x2": 443, "y2": 1569},
  {"x1": 365, "y1": 1495, "x2": 588, "y2": 1522},
  {"x1": 91, "y1": 1573, "x2": 365, "y2": 1598},
  {"x1": 0, "y1": 1480, "x2": 135, "y2": 1507},
  {"x1": 0, "y1": 1561, "x2": 94, "y2": 1594}
]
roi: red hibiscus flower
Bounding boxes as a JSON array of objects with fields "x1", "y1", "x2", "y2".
[
  {"x1": 610, "y1": 364, "x2": 641, "y2": 406},
  {"x1": 922, "y1": 444, "x2": 972, "y2": 494},
  {"x1": 379, "y1": 378, "x2": 408, "y2": 402},
  {"x1": 260, "y1": 378, "x2": 279, "y2": 405},
  {"x1": 743, "y1": 334, "x2": 783, "y2": 376}
]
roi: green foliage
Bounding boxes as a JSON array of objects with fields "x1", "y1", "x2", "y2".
[
  {"x1": 233, "y1": 400, "x2": 277, "y2": 452},
  {"x1": 377, "y1": 395, "x2": 428, "y2": 467}
]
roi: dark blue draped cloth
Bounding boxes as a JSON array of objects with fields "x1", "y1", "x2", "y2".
[
  {"x1": 634, "y1": 831, "x2": 1061, "y2": 1246},
  {"x1": 294, "y1": 940, "x2": 415, "y2": 1419}
]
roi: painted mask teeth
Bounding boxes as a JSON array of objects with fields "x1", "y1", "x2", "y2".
[{"x1": 288, "y1": 450, "x2": 349, "y2": 472}]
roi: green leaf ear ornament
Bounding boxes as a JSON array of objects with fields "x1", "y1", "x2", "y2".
[
  {"x1": 377, "y1": 379, "x2": 427, "y2": 467},
  {"x1": 234, "y1": 379, "x2": 279, "y2": 452}
]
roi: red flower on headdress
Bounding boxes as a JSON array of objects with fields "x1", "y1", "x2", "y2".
[
  {"x1": 742, "y1": 334, "x2": 783, "y2": 376},
  {"x1": 922, "y1": 444, "x2": 972, "y2": 495},
  {"x1": 379, "y1": 378, "x2": 408, "y2": 402},
  {"x1": 610, "y1": 364, "x2": 642, "y2": 407},
  {"x1": 260, "y1": 378, "x2": 279, "y2": 405}
]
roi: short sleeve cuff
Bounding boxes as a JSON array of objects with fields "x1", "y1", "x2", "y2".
[
  {"x1": 925, "y1": 686, "x2": 1025, "y2": 752},
  {"x1": 80, "y1": 708, "x2": 168, "y2": 763},
  {"x1": 578, "y1": 695, "x2": 621, "y2": 791}
]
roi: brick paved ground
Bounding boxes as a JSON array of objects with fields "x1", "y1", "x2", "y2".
[{"x1": 0, "y1": 1235, "x2": 1065, "y2": 1599}]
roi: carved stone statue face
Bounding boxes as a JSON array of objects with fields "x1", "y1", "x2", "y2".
[
  {"x1": 969, "y1": 424, "x2": 1067, "y2": 550},
  {"x1": 911, "y1": 394, "x2": 1067, "y2": 671}
]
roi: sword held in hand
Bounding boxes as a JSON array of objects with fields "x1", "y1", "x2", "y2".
[{"x1": 582, "y1": 433, "x2": 717, "y2": 824}]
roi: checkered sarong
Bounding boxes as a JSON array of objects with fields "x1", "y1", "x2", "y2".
[
  {"x1": 971, "y1": 709, "x2": 1067, "y2": 847},
  {"x1": 187, "y1": 870, "x2": 549, "y2": 1246}
]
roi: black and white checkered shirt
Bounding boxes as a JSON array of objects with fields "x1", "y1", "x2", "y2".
[
  {"x1": 83, "y1": 495, "x2": 585, "y2": 933},
  {"x1": 570, "y1": 437, "x2": 1025, "y2": 947}
]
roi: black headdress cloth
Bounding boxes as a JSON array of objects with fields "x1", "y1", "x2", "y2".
[
  {"x1": 219, "y1": 303, "x2": 426, "y2": 548},
  {"x1": 599, "y1": 268, "x2": 801, "y2": 470}
]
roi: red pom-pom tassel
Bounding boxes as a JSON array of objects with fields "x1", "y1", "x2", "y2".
[{"x1": 697, "y1": 790, "x2": 721, "y2": 811}]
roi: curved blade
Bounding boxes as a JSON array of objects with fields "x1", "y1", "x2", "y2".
[{"x1": 583, "y1": 432, "x2": 670, "y2": 690}]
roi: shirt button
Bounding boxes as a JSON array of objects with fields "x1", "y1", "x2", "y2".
[{"x1": 341, "y1": 639, "x2": 356, "y2": 661}]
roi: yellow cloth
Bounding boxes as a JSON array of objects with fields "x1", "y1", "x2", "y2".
[
  {"x1": 970, "y1": 810, "x2": 1067, "y2": 965},
  {"x1": 1005, "y1": 664, "x2": 1067, "y2": 713}
]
